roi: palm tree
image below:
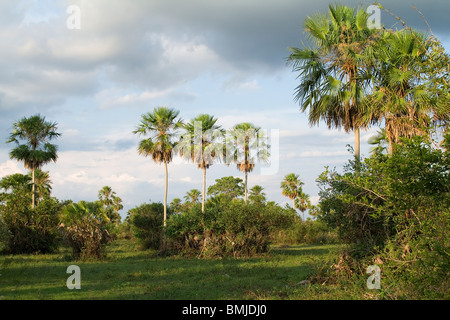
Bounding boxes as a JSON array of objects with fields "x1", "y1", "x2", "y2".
[
  {"x1": 32, "y1": 169, "x2": 52, "y2": 202},
  {"x1": 248, "y1": 185, "x2": 266, "y2": 204},
  {"x1": 287, "y1": 4, "x2": 379, "y2": 163},
  {"x1": 364, "y1": 29, "x2": 438, "y2": 154},
  {"x1": 368, "y1": 129, "x2": 388, "y2": 156},
  {"x1": 230, "y1": 123, "x2": 269, "y2": 202},
  {"x1": 0, "y1": 173, "x2": 32, "y2": 194},
  {"x1": 177, "y1": 114, "x2": 224, "y2": 213},
  {"x1": 295, "y1": 191, "x2": 311, "y2": 220},
  {"x1": 133, "y1": 107, "x2": 182, "y2": 227},
  {"x1": 184, "y1": 189, "x2": 201, "y2": 203},
  {"x1": 98, "y1": 186, "x2": 115, "y2": 208},
  {"x1": 7, "y1": 115, "x2": 61, "y2": 208},
  {"x1": 281, "y1": 173, "x2": 304, "y2": 210}
]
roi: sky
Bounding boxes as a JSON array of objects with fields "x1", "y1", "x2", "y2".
[{"x1": 0, "y1": 0, "x2": 449, "y2": 219}]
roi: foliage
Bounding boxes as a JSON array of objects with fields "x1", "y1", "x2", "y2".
[
  {"x1": 316, "y1": 136, "x2": 449, "y2": 298},
  {"x1": 127, "y1": 202, "x2": 171, "y2": 250},
  {"x1": 248, "y1": 185, "x2": 266, "y2": 205},
  {"x1": 6, "y1": 114, "x2": 60, "y2": 208},
  {"x1": 165, "y1": 200, "x2": 295, "y2": 258},
  {"x1": 59, "y1": 201, "x2": 113, "y2": 260},
  {"x1": 98, "y1": 185, "x2": 122, "y2": 224},
  {"x1": 273, "y1": 217, "x2": 338, "y2": 246},
  {"x1": 0, "y1": 190, "x2": 61, "y2": 254},
  {"x1": 207, "y1": 176, "x2": 244, "y2": 200}
]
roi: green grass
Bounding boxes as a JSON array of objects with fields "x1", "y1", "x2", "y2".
[{"x1": 0, "y1": 239, "x2": 366, "y2": 300}]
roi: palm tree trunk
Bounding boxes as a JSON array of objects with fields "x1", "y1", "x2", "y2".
[
  {"x1": 293, "y1": 199, "x2": 296, "y2": 210},
  {"x1": 202, "y1": 167, "x2": 206, "y2": 213},
  {"x1": 164, "y1": 161, "x2": 168, "y2": 227},
  {"x1": 244, "y1": 170, "x2": 248, "y2": 203},
  {"x1": 31, "y1": 169, "x2": 35, "y2": 209},
  {"x1": 354, "y1": 127, "x2": 360, "y2": 163}
]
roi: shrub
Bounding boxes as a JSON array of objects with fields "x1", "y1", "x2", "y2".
[
  {"x1": 59, "y1": 201, "x2": 113, "y2": 260},
  {"x1": 316, "y1": 137, "x2": 450, "y2": 298},
  {"x1": 127, "y1": 202, "x2": 170, "y2": 250},
  {"x1": 273, "y1": 217, "x2": 338, "y2": 245},
  {"x1": 165, "y1": 200, "x2": 295, "y2": 258},
  {"x1": 0, "y1": 190, "x2": 61, "y2": 254}
]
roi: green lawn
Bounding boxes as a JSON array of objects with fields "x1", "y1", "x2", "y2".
[{"x1": 0, "y1": 240, "x2": 363, "y2": 300}]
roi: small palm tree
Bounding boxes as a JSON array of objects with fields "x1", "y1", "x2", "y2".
[
  {"x1": 133, "y1": 107, "x2": 182, "y2": 227},
  {"x1": 230, "y1": 123, "x2": 269, "y2": 202},
  {"x1": 7, "y1": 114, "x2": 61, "y2": 208},
  {"x1": 295, "y1": 191, "x2": 311, "y2": 220},
  {"x1": 32, "y1": 169, "x2": 52, "y2": 202},
  {"x1": 177, "y1": 114, "x2": 224, "y2": 213},
  {"x1": 248, "y1": 185, "x2": 266, "y2": 204},
  {"x1": 281, "y1": 173, "x2": 304, "y2": 210},
  {"x1": 184, "y1": 189, "x2": 201, "y2": 203}
]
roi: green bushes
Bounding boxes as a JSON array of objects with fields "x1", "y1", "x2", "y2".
[
  {"x1": 316, "y1": 137, "x2": 450, "y2": 298},
  {"x1": 274, "y1": 217, "x2": 338, "y2": 245},
  {"x1": 165, "y1": 200, "x2": 295, "y2": 258},
  {"x1": 59, "y1": 201, "x2": 113, "y2": 260},
  {"x1": 127, "y1": 202, "x2": 169, "y2": 250},
  {"x1": 0, "y1": 190, "x2": 61, "y2": 254}
]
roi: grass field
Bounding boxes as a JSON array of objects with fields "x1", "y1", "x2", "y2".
[{"x1": 0, "y1": 240, "x2": 371, "y2": 300}]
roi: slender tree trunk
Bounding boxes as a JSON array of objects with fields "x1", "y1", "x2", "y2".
[
  {"x1": 244, "y1": 170, "x2": 248, "y2": 203},
  {"x1": 354, "y1": 127, "x2": 360, "y2": 164},
  {"x1": 31, "y1": 169, "x2": 35, "y2": 209},
  {"x1": 293, "y1": 198, "x2": 296, "y2": 210},
  {"x1": 164, "y1": 161, "x2": 168, "y2": 227},
  {"x1": 202, "y1": 167, "x2": 206, "y2": 213}
]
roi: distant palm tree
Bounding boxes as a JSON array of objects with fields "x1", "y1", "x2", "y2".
[
  {"x1": 287, "y1": 4, "x2": 379, "y2": 163},
  {"x1": 7, "y1": 114, "x2": 61, "y2": 208},
  {"x1": 32, "y1": 169, "x2": 52, "y2": 202},
  {"x1": 133, "y1": 107, "x2": 182, "y2": 227},
  {"x1": 248, "y1": 185, "x2": 266, "y2": 204},
  {"x1": 295, "y1": 191, "x2": 311, "y2": 220},
  {"x1": 98, "y1": 186, "x2": 115, "y2": 208},
  {"x1": 184, "y1": 189, "x2": 201, "y2": 203},
  {"x1": 177, "y1": 114, "x2": 224, "y2": 213},
  {"x1": 281, "y1": 173, "x2": 304, "y2": 210},
  {"x1": 230, "y1": 123, "x2": 269, "y2": 202}
]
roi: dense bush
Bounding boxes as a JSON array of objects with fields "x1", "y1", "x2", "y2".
[
  {"x1": 127, "y1": 202, "x2": 170, "y2": 250},
  {"x1": 59, "y1": 201, "x2": 113, "y2": 260},
  {"x1": 273, "y1": 217, "x2": 338, "y2": 245},
  {"x1": 316, "y1": 137, "x2": 449, "y2": 298},
  {"x1": 0, "y1": 190, "x2": 61, "y2": 254},
  {"x1": 165, "y1": 199, "x2": 295, "y2": 258}
]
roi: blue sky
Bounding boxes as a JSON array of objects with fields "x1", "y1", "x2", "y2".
[{"x1": 0, "y1": 0, "x2": 449, "y2": 219}]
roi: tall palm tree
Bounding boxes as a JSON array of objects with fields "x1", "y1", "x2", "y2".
[
  {"x1": 177, "y1": 114, "x2": 224, "y2": 213},
  {"x1": 281, "y1": 173, "x2": 304, "y2": 210},
  {"x1": 133, "y1": 107, "x2": 182, "y2": 227},
  {"x1": 230, "y1": 123, "x2": 269, "y2": 202},
  {"x1": 7, "y1": 114, "x2": 60, "y2": 208},
  {"x1": 287, "y1": 4, "x2": 380, "y2": 163}
]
